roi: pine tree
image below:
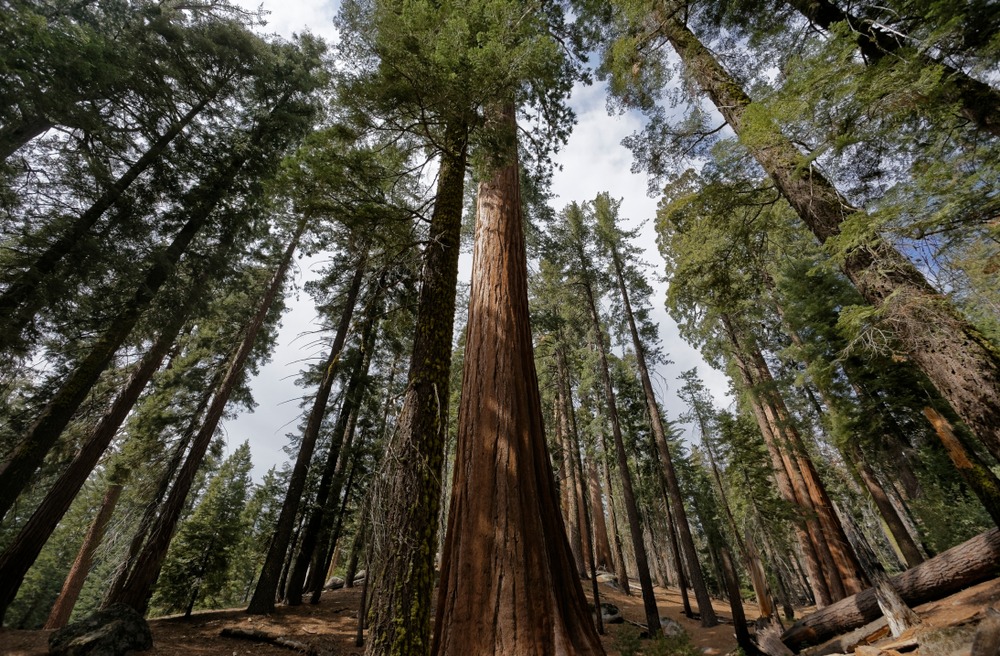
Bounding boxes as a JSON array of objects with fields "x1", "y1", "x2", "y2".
[{"x1": 151, "y1": 442, "x2": 253, "y2": 617}]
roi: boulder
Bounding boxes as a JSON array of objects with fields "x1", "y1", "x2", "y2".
[
  {"x1": 49, "y1": 603, "x2": 152, "y2": 656},
  {"x1": 324, "y1": 576, "x2": 345, "y2": 590},
  {"x1": 599, "y1": 602, "x2": 623, "y2": 624},
  {"x1": 659, "y1": 617, "x2": 684, "y2": 637}
]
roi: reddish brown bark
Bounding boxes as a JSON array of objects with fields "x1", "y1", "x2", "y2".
[
  {"x1": 364, "y1": 121, "x2": 468, "y2": 656},
  {"x1": 432, "y1": 105, "x2": 604, "y2": 656},
  {"x1": 782, "y1": 528, "x2": 1000, "y2": 651},
  {"x1": 924, "y1": 407, "x2": 1000, "y2": 527},
  {"x1": 556, "y1": 350, "x2": 587, "y2": 575},
  {"x1": 659, "y1": 14, "x2": 1000, "y2": 467},
  {"x1": 104, "y1": 225, "x2": 303, "y2": 613},
  {"x1": 44, "y1": 483, "x2": 123, "y2": 629},
  {"x1": 587, "y1": 455, "x2": 614, "y2": 571},
  {"x1": 579, "y1": 279, "x2": 660, "y2": 634},
  {"x1": 607, "y1": 235, "x2": 716, "y2": 626},
  {"x1": 724, "y1": 315, "x2": 868, "y2": 602}
]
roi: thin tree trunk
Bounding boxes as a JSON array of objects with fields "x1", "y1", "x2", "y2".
[
  {"x1": 567, "y1": 389, "x2": 605, "y2": 635},
  {"x1": 0, "y1": 113, "x2": 268, "y2": 521},
  {"x1": 599, "y1": 426, "x2": 631, "y2": 595},
  {"x1": 579, "y1": 277, "x2": 661, "y2": 635},
  {"x1": 587, "y1": 455, "x2": 614, "y2": 570},
  {"x1": 364, "y1": 121, "x2": 468, "y2": 656},
  {"x1": 309, "y1": 452, "x2": 360, "y2": 604},
  {"x1": 699, "y1": 410, "x2": 773, "y2": 617},
  {"x1": 726, "y1": 319, "x2": 834, "y2": 608},
  {"x1": 247, "y1": 254, "x2": 367, "y2": 614},
  {"x1": 556, "y1": 345, "x2": 587, "y2": 576},
  {"x1": 659, "y1": 13, "x2": 1000, "y2": 465},
  {"x1": 608, "y1": 243, "x2": 716, "y2": 627},
  {"x1": 665, "y1": 493, "x2": 693, "y2": 617},
  {"x1": 105, "y1": 377, "x2": 216, "y2": 600},
  {"x1": 0, "y1": 93, "x2": 215, "y2": 353},
  {"x1": 923, "y1": 407, "x2": 1000, "y2": 526},
  {"x1": 855, "y1": 456, "x2": 925, "y2": 568},
  {"x1": 0, "y1": 269, "x2": 210, "y2": 622},
  {"x1": 345, "y1": 522, "x2": 365, "y2": 589},
  {"x1": 838, "y1": 504, "x2": 921, "y2": 637},
  {"x1": 431, "y1": 104, "x2": 604, "y2": 655},
  {"x1": 724, "y1": 314, "x2": 869, "y2": 601},
  {"x1": 103, "y1": 224, "x2": 303, "y2": 613},
  {"x1": 720, "y1": 546, "x2": 758, "y2": 655},
  {"x1": 42, "y1": 483, "x2": 123, "y2": 629},
  {"x1": 285, "y1": 274, "x2": 379, "y2": 605}
]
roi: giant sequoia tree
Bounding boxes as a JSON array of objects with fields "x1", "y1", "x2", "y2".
[{"x1": 434, "y1": 104, "x2": 604, "y2": 655}]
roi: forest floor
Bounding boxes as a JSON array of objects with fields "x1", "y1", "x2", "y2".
[{"x1": 2, "y1": 576, "x2": 998, "y2": 655}]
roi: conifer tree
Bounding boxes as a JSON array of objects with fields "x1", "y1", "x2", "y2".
[{"x1": 151, "y1": 442, "x2": 253, "y2": 617}]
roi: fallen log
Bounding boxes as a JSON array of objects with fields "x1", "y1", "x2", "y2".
[
  {"x1": 219, "y1": 627, "x2": 331, "y2": 656},
  {"x1": 782, "y1": 528, "x2": 1000, "y2": 652}
]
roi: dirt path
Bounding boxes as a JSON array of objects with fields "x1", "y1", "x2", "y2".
[{"x1": 3, "y1": 577, "x2": 997, "y2": 655}]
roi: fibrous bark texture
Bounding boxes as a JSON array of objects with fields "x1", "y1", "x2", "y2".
[
  {"x1": 782, "y1": 528, "x2": 1000, "y2": 651},
  {"x1": 660, "y1": 13, "x2": 1000, "y2": 467},
  {"x1": 364, "y1": 123, "x2": 468, "y2": 656},
  {"x1": 432, "y1": 105, "x2": 605, "y2": 656}
]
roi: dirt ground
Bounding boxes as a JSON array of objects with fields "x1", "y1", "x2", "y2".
[{"x1": 2, "y1": 576, "x2": 998, "y2": 655}]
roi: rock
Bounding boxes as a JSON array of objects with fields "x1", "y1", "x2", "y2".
[
  {"x1": 324, "y1": 576, "x2": 345, "y2": 590},
  {"x1": 659, "y1": 617, "x2": 684, "y2": 637},
  {"x1": 598, "y1": 602, "x2": 623, "y2": 624},
  {"x1": 49, "y1": 603, "x2": 152, "y2": 656},
  {"x1": 596, "y1": 572, "x2": 619, "y2": 589}
]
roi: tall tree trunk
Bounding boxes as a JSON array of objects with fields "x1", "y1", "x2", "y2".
[
  {"x1": 579, "y1": 277, "x2": 661, "y2": 635},
  {"x1": 838, "y1": 503, "x2": 921, "y2": 638},
  {"x1": 0, "y1": 272, "x2": 207, "y2": 622},
  {"x1": 598, "y1": 423, "x2": 631, "y2": 595},
  {"x1": 247, "y1": 253, "x2": 367, "y2": 614},
  {"x1": 42, "y1": 483, "x2": 123, "y2": 629},
  {"x1": 105, "y1": 379, "x2": 216, "y2": 600},
  {"x1": 287, "y1": 284, "x2": 381, "y2": 605},
  {"x1": 700, "y1": 418, "x2": 774, "y2": 618},
  {"x1": 309, "y1": 450, "x2": 361, "y2": 604},
  {"x1": 923, "y1": 407, "x2": 1000, "y2": 526},
  {"x1": 0, "y1": 115, "x2": 51, "y2": 162},
  {"x1": 720, "y1": 546, "x2": 758, "y2": 655},
  {"x1": 664, "y1": 500, "x2": 693, "y2": 617},
  {"x1": 724, "y1": 314, "x2": 868, "y2": 601},
  {"x1": 658, "y1": 13, "x2": 1000, "y2": 464},
  {"x1": 0, "y1": 93, "x2": 215, "y2": 354},
  {"x1": 103, "y1": 224, "x2": 302, "y2": 613},
  {"x1": 0, "y1": 111, "x2": 270, "y2": 520},
  {"x1": 783, "y1": 0, "x2": 1000, "y2": 136},
  {"x1": 854, "y1": 455, "x2": 925, "y2": 569},
  {"x1": 431, "y1": 104, "x2": 604, "y2": 656},
  {"x1": 364, "y1": 121, "x2": 469, "y2": 656},
  {"x1": 556, "y1": 345, "x2": 587, "y2": 576},
  {"x1": 725, "y1": 320, "x2": 834, "y2": 607},
  {"x1": 587, "y1": 455, "x2": 614, "y2": 570},
  {"x1": 566, "y1": 387, "x2": 605, "y2": 635},
  {"x1": 608, "y1": 242, "x2": 717, "y2": 627}
]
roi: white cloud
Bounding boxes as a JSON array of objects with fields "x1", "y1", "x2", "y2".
[{"x1": 221, "y1": 5, "x2": 733, "y2": 478}]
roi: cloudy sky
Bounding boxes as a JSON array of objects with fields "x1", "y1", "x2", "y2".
[{"x1": 223, "y1": 0, "x2": 732, "y2": 478}]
